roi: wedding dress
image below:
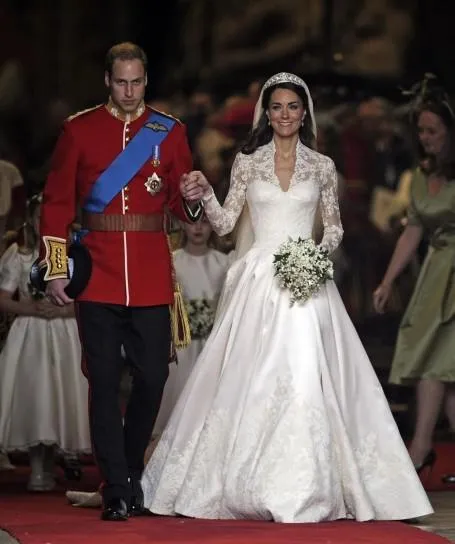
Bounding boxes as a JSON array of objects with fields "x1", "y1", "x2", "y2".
[{"x1": 142, "y1": 140, "x2": 433, "y2": 523}]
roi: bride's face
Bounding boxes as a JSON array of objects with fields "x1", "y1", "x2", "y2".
[{"x1": 267, "y1": 88, "x2": 305, "y2": 138}]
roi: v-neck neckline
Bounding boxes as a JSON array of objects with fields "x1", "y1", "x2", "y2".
[{"x1": 269, "y1": 139, "x2": 304, "y2": 193}]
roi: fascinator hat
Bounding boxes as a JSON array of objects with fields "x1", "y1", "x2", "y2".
[
  {"x1": 252, "y1": 72, "x2": 317, "y2": 138},
  {"x1": 233, "y1": 73, "x2": 317, "y2": 262},
  {"x1": 402, "y1": 72, "x2": 454, "y2": 121}
]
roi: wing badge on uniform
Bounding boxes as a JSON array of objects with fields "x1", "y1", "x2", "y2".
[{"x1": 145, "y1": 122, "x2": 168, "y2": 132}]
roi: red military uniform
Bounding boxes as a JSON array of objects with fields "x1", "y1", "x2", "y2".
[{"x1": 40, "y1": 100, "x2": 196, "y2": 306}]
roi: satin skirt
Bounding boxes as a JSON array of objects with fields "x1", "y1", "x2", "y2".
[{"x1": 142, "y1": 248, "x2": 432, "y2": 523}]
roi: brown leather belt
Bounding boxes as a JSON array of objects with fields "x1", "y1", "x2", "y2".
[{"x1": 81, "y1": 212, "x2": 164, "y2": 232}]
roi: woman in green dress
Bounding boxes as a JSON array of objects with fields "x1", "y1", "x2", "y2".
[{"x1": 373, "y1": 77, "x2": 455, "y2": 475}]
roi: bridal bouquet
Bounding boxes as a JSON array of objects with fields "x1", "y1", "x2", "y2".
[
  {"x1": 273, "y1": 238, "x2": 333, "y2": 305},
  {"x1": 185, "y1": 298, "x2": 216, "y2": 339}
]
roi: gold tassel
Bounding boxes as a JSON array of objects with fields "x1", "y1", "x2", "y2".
[
  {"x1": 170, "y1": 282, "x2": 191, "y2": 349},
  {"x1": 166, "y1": 232, "x2": 191, "y2": 350}
]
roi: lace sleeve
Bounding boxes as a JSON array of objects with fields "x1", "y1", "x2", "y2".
[
  {"x1": 202, "y1": 153, "x2": 248, "y2": 236},
  {"x1": 319, "y1": 158, "x2": 343, "y2": 255}
]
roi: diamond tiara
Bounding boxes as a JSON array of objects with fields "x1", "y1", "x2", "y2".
[{"x1": 262, "y1": 72, "x2": 306, "y2": 91}]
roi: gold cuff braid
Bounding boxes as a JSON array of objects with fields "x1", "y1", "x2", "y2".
[{"x1": 43, "y1": 236, "x2": 68, "y2": 280}]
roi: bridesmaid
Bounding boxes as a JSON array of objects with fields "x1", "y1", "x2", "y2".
[
  {"x1": 153, "y1": 216, "x2": 230, "y2": 434},
  {"x1": 0, "y1": 195, "x2": 91, "y2": 491},
  {"x1": 374, "y1": 76, "x2": 455, "y2": 477}
]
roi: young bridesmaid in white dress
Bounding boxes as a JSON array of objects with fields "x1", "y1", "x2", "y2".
[
  {"x1": 154, "y1": 217, "x2": 230, "y2": 434},
  {"x1": 0, "y1": 196, "x2": 91, "y2": 491}
]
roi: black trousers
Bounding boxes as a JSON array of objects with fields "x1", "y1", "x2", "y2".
[{"x1": 77, "y1": 301, "x2": 170, "y2": 502}]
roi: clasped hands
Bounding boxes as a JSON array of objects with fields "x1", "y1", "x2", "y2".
[{"x1": 180, "y1": 171, "x2": 210, "y2": 202}]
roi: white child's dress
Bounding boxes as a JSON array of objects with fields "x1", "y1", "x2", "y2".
[
  {"x1": 0, "y1": 244, "x2": 91, "y2": 453},
  {"x1": 154, "y1": 248, "x2": 230, "y2": 434}
]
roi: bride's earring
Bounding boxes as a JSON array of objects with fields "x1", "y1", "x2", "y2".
[{"x1": 301, "y1": 113, "x2": 306, "y2": 126}]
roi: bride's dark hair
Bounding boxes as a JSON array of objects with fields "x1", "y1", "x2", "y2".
[{"x1": 241, "y1": 82, "x2": 315, "y2": 155}]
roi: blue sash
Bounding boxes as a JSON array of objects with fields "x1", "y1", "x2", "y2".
[{"x1": 83, "y1": 111, "x2": 176, "y2": 213}]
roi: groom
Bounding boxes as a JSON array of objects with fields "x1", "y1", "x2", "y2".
[{"x1": 39, "y1": 42, "x2": 203, "y2": 521}]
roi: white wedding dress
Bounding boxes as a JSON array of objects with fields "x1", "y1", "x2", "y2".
[{"x1": 142, "y1": 140, "x2": 433, "y2": 522}]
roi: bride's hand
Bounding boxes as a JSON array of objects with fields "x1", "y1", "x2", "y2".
[
  {"x1": 373, "y1": 283, "x2": 392, "y2": 314},
  {"x1": 180, "y1": 171, "x2": 210, "y2": 202}
]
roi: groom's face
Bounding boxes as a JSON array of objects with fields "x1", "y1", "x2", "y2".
[{"x1": 105, "y1": 59, "x2": 147, "y2": 115}]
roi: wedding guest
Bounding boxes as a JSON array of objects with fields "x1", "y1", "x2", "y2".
[
  {"x1": 154, "y1": 217, "x2": 230, "y2": 434},
  {"x1": 0, "y1": 195, "x2": 91, "y2": 491},
  {"x1": 374, "y1": 76, "x2": 455, "y2": 475}
]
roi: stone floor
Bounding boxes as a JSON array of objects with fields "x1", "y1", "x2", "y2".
[
  {"x1": 415, "y1": 492, "x2": 455, "y2": 542},
  {"x1": 0, "y1": 530, "x2": 17, "y2": 544}
]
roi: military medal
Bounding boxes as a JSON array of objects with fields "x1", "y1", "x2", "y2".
[
  {"x1": 145, "y1": 172, "x2": 162, "y2": 195},
  {"x1": 145, "y1": 145, "x2": 162, "y2": 195},
  {"x1": 151, "y1": 145, "x2": 160, "y2": 167}
]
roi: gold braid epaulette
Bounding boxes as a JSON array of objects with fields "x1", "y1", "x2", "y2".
[
  {"x1": 146, "y1": 105, "x2": 183, "y2": 125},
  {"x1": 43, "y1": 236, "x2": 68, "y2": 280},
  {"x1": 66, "y1": 104, "x2": 103, "y2": 123}
]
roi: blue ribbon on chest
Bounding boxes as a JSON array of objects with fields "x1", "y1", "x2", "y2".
[{"x1": 84, "y1": 111, "x2": 176, "y2": 213}]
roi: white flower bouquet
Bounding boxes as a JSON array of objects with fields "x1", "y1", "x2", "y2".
[
  {"x1": 273, "y1": 238, "x2": 333, "y2": 305},
  {"x1": 185, "y1": 298, "x2": 216, "y2": 339}
]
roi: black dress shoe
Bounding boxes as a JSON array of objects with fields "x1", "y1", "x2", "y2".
[
  {"x1": 57, "y1": 457, "x2": 83, "y2": 481},
  {"x1": 101, "y1": 498, "x2": 129, "y2": 521},
  {"x1": 129, "y1": 487, "x2": 152, "y2": 517},
  {"x1": 415, "y1": 449, "x2": 437, "y2": 475},
  {"x1": 442, "y1": 473, "x2": 455, "y2": 484}
]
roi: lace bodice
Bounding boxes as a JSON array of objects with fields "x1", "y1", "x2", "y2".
[{"x1": 202, "y1": 140, "x2": 343, "y2": 255}]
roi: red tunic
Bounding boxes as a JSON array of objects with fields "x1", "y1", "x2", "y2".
[{"x1": 40, "y1": 103, "x2": 193, "y2": 306}]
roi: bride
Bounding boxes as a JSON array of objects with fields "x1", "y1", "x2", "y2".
[{"x1": 141, "y1": 73, "x2": 433, "y2": 523}]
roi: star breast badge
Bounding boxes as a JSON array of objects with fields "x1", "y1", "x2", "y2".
[{"x1": 144, "y1": 172, "x2": 163, "y2": 195}]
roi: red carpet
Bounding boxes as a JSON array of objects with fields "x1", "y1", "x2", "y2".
[
  {"x1": 0, "y1": 496, "x2": 449, "y2": 544},
  {"x1": 1, "y1": 443, "x2": 454, "y2": 544}
]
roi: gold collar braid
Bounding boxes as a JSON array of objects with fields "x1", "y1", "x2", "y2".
[{"x1": 105, "y1": 98, "x2": 145, "y2": 122}]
